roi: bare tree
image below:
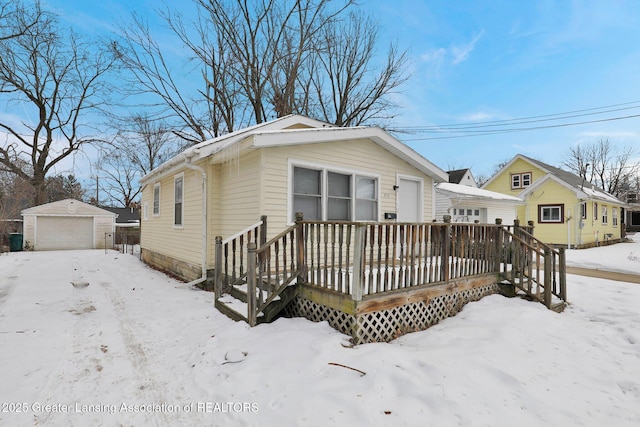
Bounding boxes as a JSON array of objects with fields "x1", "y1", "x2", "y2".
[
  {"x1": 0, "y1": 0, "x2": 40, "y2": 41},
  {"x1": 97, "y1": 115, "x2": 186, "y2": 207},
  {"x1": 564, "y1": 138, "x2": 639, "y2": 198},
  {"x1": 118, "y1": 0, "x2": 408, "y2": 140},
  {"x1": 0, "y1": 1, "x2": 117, "y2": 205},
  {"x1": 312, "y1": 11, "x2": 409, "y2": 126}
]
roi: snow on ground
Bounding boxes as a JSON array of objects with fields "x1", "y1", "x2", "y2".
[{"x1": 0, "y1": 236, "x2": 639, "y2": 426}]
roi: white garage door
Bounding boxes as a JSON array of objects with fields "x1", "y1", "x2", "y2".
[{"x1": 36, "y1": 216, "x2": 94, "y2": 250}]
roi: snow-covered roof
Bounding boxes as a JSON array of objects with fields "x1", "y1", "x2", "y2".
[
  {"x1": 140, "y1": 114, "x2": 449, "y2": 184},
  {"x1": 436, "y1": 182, "x2": 523, "y2": 203}
]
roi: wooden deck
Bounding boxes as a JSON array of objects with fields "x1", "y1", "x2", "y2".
[{"x1": 213, "y1": 215, "x2": 567, "y2": 343}]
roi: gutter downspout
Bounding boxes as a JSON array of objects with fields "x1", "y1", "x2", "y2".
[{"x1": 183, "y1": 151, "x2": 208, "y2": 288}]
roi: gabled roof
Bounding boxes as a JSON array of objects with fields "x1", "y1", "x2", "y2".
[
  {"x1": 22, "y1": 199, "x2": 117, "y2": 217},
  {"x1": 447, "y1": 169, "x2": 470, "y2": 184},
  {"x1": 141, "y1": 114, "x2": 448, "y2": 184},
  {"x1": 436, "y1": 182, "x2": 523, "y2": 203},
  {"x1": 483, "y1": 154, "x2": 624, "y2": 205},
  {"x1": 101, "y1": 206, "x2": 140, "y2": 223}
]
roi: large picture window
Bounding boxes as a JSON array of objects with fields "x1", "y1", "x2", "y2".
[
  {"x1": 292, "y1": 166, "x2": 378, "y2": 222},
  {"x1": 174, "y1": 174, "x2": 183, "y2": 227},
  {"x1": 539, "y1": 204, "x2": 564, "y2": 223}
]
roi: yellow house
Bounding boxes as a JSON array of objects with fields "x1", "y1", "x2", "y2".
[
  {"x1": 139, "y1": 115, "x2": 448, "y2": 283},
  {"x1": 482, "y1": 154, "x2": 625, "y2": 248}
]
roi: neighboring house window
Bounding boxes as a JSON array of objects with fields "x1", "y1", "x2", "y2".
[
  {"x1": 174, "y1": 174, "x2": 184, "y2": 227},
  {"x1": 510, "y1": 172, "x2": 532, "y2": 190},
  {"x1": 593, "y1": 202, "x2": 598, "y2": 222},
  {"x1": 292, "y1": 166, "x2": 378, "y2": 221},
  {"x1": 539, "y1": 204, "x2": 564, "y2": 223},
  {"x1": 613, "y1": 207, "x2": 618, "y2": 226},
  {"x1": 580, "y1": 202, "x2": 587, "y2": 219},
  {"x1": 602, "y1": 205, "x2": 608, "y2": 224},
  {"x1": 153, "y1": 183, "x2": 161, "y2": 216}
]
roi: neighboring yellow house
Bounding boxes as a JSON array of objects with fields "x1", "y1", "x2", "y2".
[
  {"x1": 482, "y1": 154, "x2": 625, "y2": 248},
  {"x1": 139, "y1": 115, "x2": 448, "y2": 283}
]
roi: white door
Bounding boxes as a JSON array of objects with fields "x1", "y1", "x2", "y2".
[
  {"x1": 397, "y1": 177, "x2": 421, "y2": 222},
  {"x1": 36, "y1": 216, "x2": 94, "y2": 250}
]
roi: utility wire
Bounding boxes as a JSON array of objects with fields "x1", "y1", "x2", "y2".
[{"x1": 399, "y1": 113, "x2": 640, "y2": 141}]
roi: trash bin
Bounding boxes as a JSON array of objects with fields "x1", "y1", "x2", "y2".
[{"x1": 9, "y1": 233, "x2": 23, "y2": 252}]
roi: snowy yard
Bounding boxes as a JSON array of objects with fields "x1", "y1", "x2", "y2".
[{"x1": 1, "y1": 237, "x2": 639, "y2": 426}]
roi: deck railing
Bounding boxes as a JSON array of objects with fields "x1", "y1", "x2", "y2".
[{"x1": 215, "y1": 215, "x2": 566, "y2": 323}]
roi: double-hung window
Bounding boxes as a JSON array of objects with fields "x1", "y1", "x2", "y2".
[
  {"x1": 602, "y1": 205, "x2": 608, "y2": 224},
  {"x1": 511, "y1": 172, "x2": 532, "y2": 190},
  {"x1": 292, "y1": 166, "x2": 378, "y2": 222},
  {"x1": 174, "y1": 174, "x2": 184, "y2": 227},
  {"x1": 580, "y1": 202, "x2": 587, "y2": 219},
  {"x1": 613, "y1": 208, "x2": 618, "y2": 226}
]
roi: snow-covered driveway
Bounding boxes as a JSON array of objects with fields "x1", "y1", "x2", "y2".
[{"x1": 1, "y1": 240, "x2": 640, "y2": 427}]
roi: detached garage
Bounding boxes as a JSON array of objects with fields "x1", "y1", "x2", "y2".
[{"x1": 21, "y1": 199, "x2": 116, "y2": 251}]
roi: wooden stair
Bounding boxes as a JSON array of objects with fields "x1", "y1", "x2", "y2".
[{"x1": 215, "y1": 280, "x2": 298, "y2": 324}]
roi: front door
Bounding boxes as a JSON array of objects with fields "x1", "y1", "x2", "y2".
[{"x1": 397, "y1": 176, "x2": 422, "y2": 222}]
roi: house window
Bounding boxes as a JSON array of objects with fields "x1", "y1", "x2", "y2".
[
  {"x1": 580, "y1": 202, "x2": 587, "y2": 219},
  {"x1": 613, "y1": 208, "x2": 618, "y2": 226},
  {"x1": 293, "y1": 167, "x2": 322, "y2": 220},
  {"x1": 511, "y1": 172, "x2": 532, "y2": 190},
  {"x1": 292, "y1": 166, "x2": 378, "y2": 221},
  {"x1": 602, "y1": 205, "x2": 608, "y2": 225},
  {"x1": 593, "y1": 202, "x2": 598, "y2": 222},
  {"x1": 143, "y1": 202, "x2": 149, "y2": 221},
  {"x1": 327, "y1": 172, "x2": 351, "y2": 220},
  {"x1": 153, "y1": 183, "x2": 161, "y2": 216},
  {"x1": 539, "y1": 204, "x2": 564, "y2": 223},
  {"x1": 174, "y1": 174, "x2": 184, "y2": 227},
  {"x1": 355, "y1": 176, "x2": 377, "y2": 221}
]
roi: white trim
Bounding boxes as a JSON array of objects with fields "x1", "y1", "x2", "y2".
[{"x1": 288, "y1": 159, "x2": 381, "y2": 224}]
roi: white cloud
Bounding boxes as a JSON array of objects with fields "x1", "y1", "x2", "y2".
[{"x1": 451, "y1": 31, "x2": 484, "y2": 64}]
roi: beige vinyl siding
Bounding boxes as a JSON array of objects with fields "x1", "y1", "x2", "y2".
[
  {"x1": 259, "y1": 138, "x2": 434, "y2": 237},
  {"x1": 141, "y1": 166, "x2": 205, "y2": 267},
  {"x1": 213, "y1": 149, "x2": 262, "y2": 239}
]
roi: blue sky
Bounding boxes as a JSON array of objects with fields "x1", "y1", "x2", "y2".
[{"x1": 44, "y1": 0, "x2": 640, "y2": 180}]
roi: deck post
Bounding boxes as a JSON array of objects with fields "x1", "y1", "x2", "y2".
[
  {"x1": 214, "y1": 236, "x2": 223, "y2": 299},
  {"x1": 442, "y1": 224, "x2": 451, "y2": 283},
  {"x1": 559, "y1": 247, "x2": 567, "y2": 302},
  {"x1": 295, "y1": 212, "x2": 306, "y2": 282},
  {"x1": 247, "y1": 242, "x2": 257, "y2": 326},
  {"x1": 259, "y1": 215, "x2": 268, "y2": 247},
  {"x1": 543, "y1": 248, "x2": 552, "y2": 308},
  {"x1": 494, "y1": 219, "x2": 503, "y2": 273},
  {"x1": 352, "y1": 224, "x2": 366, "y2": 301}
]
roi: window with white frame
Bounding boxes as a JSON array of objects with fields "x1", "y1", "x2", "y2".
[
  {"x1": 580, "y1": 202, "x2": 587, "y2": 219},
  {"x1": 539, "y1": 204, "x2": 563, "y2": 223},
  {"x1": 613, "y1": 207, "x2": 618, "y2": 226},
  {"x1": 602, "y1": 205, "x2": 608, "y2": 224},
  {"x1": 292, "y1": 165, "x2": 378, "y2": 222},
  {"x1": 593, "y1": 202, "x2": 598, "y2": 222},
  {"x1": 174, "y1": 174, "x2": 184, "y2": 226},
  {"x1": 143, "y1": 202, "x2": 149, "y2": 221},
  {"x1": 153, "y1": 183, "x2": 161, "y2": 216},
  {"x1": 511, "y1": 172, "x2": 532, "y2": 190}
]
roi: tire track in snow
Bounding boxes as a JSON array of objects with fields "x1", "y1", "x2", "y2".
[{"x1": 98, "y1": 280, "x2": 183, "y2": 426}]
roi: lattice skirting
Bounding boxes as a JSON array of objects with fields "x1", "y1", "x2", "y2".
[{"x1": 284, "y1": 283, "x2": 500, "y2": 345}]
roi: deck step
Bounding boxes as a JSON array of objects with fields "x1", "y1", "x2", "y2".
[{"x1": 215, "y1": 283, "x2": 298, "y2": 324}]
